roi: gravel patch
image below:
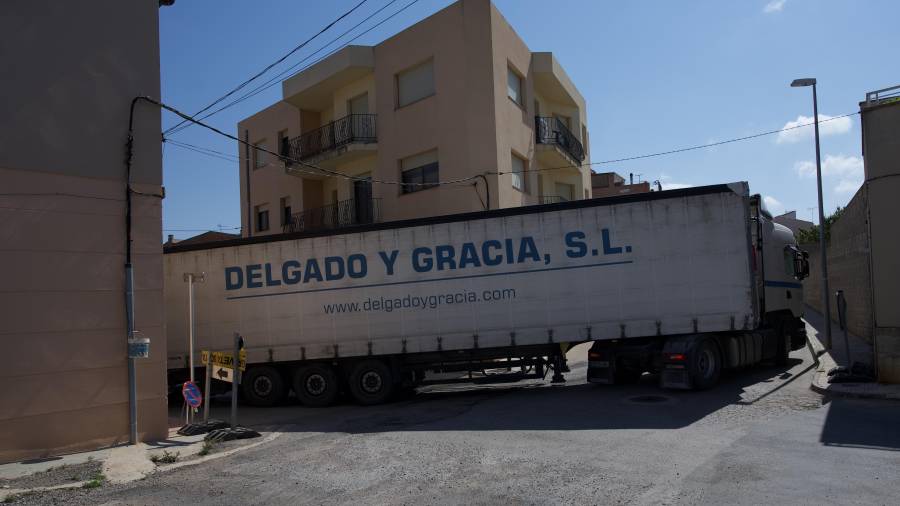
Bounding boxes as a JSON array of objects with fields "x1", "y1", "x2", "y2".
[{"x1": 0, "y1": 460, "x2": 101, "y2": 491}]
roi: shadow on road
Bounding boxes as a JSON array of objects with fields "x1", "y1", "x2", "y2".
[
  {"x1": 169, "y1": 354, "x2": 818, "y2": 435},
  {"x1": 819, "y1": 398, "x2": 900, "y2": 451}
]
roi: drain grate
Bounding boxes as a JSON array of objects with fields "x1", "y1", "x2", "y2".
[{"x1": 626, "y1": 394, "x2": 673, "y2": 404}]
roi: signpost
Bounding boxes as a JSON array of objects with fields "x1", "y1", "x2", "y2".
[{"x1": 201, "y1": 350, "x2": 246, "y2": 371}]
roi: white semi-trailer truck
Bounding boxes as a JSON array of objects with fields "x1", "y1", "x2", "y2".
[{"x1": 164, "y1": 182, "x2": 809, "y2": 406}]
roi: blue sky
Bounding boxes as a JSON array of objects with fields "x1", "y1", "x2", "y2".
[{"x1": 159, "y1": 0, "x2": 900, "y2": 238}]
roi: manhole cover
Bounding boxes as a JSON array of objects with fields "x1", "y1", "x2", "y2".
[{"x1": 625, "y1": 394, "x2": 674, "y2": 405}]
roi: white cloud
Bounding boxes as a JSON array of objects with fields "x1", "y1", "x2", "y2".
[
  {"x1": 661, "y1": 182, "x2": 694, "y2": 190},
  {"x1": 763, "y1": 0, "x2": 787, "y2": 13},
  {"x1": 657, "y1": 173, "x2": 694, "y2": 190},
  {"x1": 775, "y1": 114, "x2": 852, "y2": 144},
  {"x1": 794, "y1": 154, "x2": 864, "y2": 194},
  {"x1": 834, "y1": 179, "x2": 861, "y2": 194},
  {"x1": 763, "y1": 196, "x2": 785, "y2": 215}
]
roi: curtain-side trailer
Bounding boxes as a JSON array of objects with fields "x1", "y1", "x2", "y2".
[{"x1": 164, "y1": 182, "x2": 809, "y2": 406}]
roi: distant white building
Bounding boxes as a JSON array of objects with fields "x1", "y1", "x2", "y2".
[{"x1": 773, "y1": 211, "x2": 815, "y2": 236}]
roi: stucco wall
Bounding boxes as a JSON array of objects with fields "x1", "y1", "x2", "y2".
[
  {"x1": 801, "y1": 187, "x2": 873, "y2": 342},
  {"x1": 861, "y1": 98, "x2": 900, "y2": 382},
  {"x1": 0, "y1": 0, "x2": 166, "y2": 463},
  {"x1": 373, "y1": 0, "x2": 497, "y2": 220},
  {"x1": 238, "y1": 101, "x2": 303, "y2": 237}
]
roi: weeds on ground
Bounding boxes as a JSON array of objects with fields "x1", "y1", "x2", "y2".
[
  {"x1": 197, "y1": 440, "x2": 215, "y2": 457},
  {"x1": 150, "y1": 450, "x2": 179, "y2": 465},
  {"x1": 82, "y1": 472, "x2": 105, "y2": 489}
]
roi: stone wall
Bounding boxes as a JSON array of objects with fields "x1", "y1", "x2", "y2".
[{"x1": 802, "y1": 186, "x2": 873, "y2": 342}]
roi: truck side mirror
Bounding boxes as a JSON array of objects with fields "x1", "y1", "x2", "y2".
[{"x1": 794, "y1": 250, "x2": 810, "y2": 280}]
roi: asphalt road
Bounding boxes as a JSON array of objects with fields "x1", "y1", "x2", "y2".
[{"x1": 23, "y1": 342, "x2": 900, "y2": 505}]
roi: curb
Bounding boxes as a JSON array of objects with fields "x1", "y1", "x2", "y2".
[
  {"x1": 807, "y1": 335, "x2": 900, "y2": 401},
  {"x1": 0, "y1": 431, "x2": 281, "y2": 501}
]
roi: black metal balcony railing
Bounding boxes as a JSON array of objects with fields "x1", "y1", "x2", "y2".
[
  {"x1": 285, "y1": 114, "x2": 377, "y2": 162},
  {"x1": 535, "y1": 116, "x2": 585, "y2": 163},
  {"x1": 539, "y1": 195, "x2": 569, "y2": 205},
  {"x1": 283, "y1": 198, "x2": 381, "y2": 233}
]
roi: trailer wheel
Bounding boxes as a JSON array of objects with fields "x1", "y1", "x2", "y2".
[
  {"x1": 241, "y1": 366, "x2": 286, "y2": 407},
  {"x1": 348, "y1": 359, "x2": 394, "y2": 405},
  {"x1": 689, "y1": 339, "x2": 721, "y2": 390},
  {"x1": 293, "y1": 364, "x2": 339, "y2": 407}
]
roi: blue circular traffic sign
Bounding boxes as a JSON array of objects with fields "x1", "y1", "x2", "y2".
[{"x1": 182, "y1": 381, "x2": 202, "y2": 408}]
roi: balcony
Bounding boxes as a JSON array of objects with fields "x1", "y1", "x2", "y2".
[
  {"x1": 539, "y1": 195, "x2": 569, "y2": 205},
  {"x1": 283, "y1": 198, "x2": 381, "y2": 233},
  {"x1": 283, "y1": 114, "x2": 377, "y2": 167},
  {"x1": 535, "y1": 116, "x2": 585, "y2": 164}
]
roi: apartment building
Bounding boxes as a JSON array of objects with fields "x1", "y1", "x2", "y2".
[
  {"x1": 238, "y1": 0, "x2": 591, "y2": 237},
  {"x1": 591, "y1": 172, "x2": 651, "y2": 198}
]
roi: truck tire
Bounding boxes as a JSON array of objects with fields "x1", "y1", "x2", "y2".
[
  {"x1": 688, "y1": 339, "x2": 721, "y2": 390},
  {"x1": 241, "y1": 366, "x2": 286, "y2": 407},
  {"x1": 293, "y1": 364, "x2": 339, "y2": 407},
  {"x1": 348, "y1": 359, "x2": 394, "y2": 405}
]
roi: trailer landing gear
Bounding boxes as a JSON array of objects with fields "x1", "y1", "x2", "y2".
[{"x1": 551, "y1": 355, "x2": 566, "y2": 384}]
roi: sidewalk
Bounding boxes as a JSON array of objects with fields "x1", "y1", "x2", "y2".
[
  {"x1": 804, "y1": 305, "x2": 900, "y2": 400},
  {"x1": 0, "y1": 426, "x2": 279, "y2": 502}
]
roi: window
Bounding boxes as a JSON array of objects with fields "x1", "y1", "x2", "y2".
[
  {"x1": 253, "y1": 139, "x2": 267, "y2": 169},
  {"x1": 511, "y1": 152, "x2": 526, "y2": 192},
  {"x1": 280, "y1": 197, "x2": 291, "y2": 226},
  {"x1": 255, "y1": 205, "x2": 269, "y2": 232},
  {"x1": 555, "y1": 182, "x2": 574, "y2": 202},
  {"x1": 400, "y1": 150, "x2": 439, "y2": 194},
  {"x1": 507, "y1": 65, "x2": 524, "y2": 106},
  {"x1": 277, "y1": 130, "x2": 290, "y2": 159},
  {"x1": 349, "y1": 93, "x2": 369, "y2": 115},
  {"x1": 397, "y1": 60, "x2": 434, "y2": 108}
]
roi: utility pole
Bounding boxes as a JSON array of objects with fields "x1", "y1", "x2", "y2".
[
  {"x1": 791, "y1": 77, "x2": 832, "y2": 348},
  {"x1": 183, "y1": 272, "x2": 206, "y2": 423}
]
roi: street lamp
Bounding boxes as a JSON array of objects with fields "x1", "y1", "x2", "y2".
[{"x1": 791, "y1": 77, "x2": 831, "y2": 349}]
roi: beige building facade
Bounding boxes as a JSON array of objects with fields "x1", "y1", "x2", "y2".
[
  {"x1": 239, "y1": 0, "x2": 591, "y2": 238},
  {"x1": 0, "y1": 1, "x2": 168, "y2": 462},
  {"x1": 591, "y1": 172, "x2": 651, "y2": 198},
  {"x1": 860, "y1": 86, "x2": 900, "y2": 382}
]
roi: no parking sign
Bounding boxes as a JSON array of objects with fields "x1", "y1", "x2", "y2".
[{"x1": 182, "y1": 381, "x2": 202, "y2": 408}]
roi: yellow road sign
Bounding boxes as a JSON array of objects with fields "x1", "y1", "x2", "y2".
[{"x1": 201, "y1": 349, "x2": 246, "y2": 371}]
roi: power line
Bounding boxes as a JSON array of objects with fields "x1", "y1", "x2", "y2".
[
  {"x1": 149, "y1": 97, "x2": 481, "y2": 187},
  {"x1": 491, "y1": 111, "x2": 861, "y2": 176},
  {"x1": 163, "y1": 0, "x2": 370, "y2": 135},
  {"x1": 166, "y1": 108, "x2": 860, "y2": 182},
  {"x1": 166, "y1": 0, "x2": 421, "y2": 135}
]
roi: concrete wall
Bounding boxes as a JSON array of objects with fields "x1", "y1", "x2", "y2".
[
  {"x1": 861, "y1": 96, "x2": 900, "y2": 382},
  {"x1": 801, "y1": 187, "x2": 873, "y2": 342},
  {"x1": 0, "y1": 0, "x2": 166, "y2": 462}
]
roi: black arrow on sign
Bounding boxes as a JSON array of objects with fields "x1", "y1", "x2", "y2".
[{"x1": 216, "y1": 368, "x2": 229, "y2": 380}]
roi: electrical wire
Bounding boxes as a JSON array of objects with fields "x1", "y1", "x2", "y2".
[
  {"x1": 165, "y1": 0, "x2": 421, "y2": 135},
  {"x1": 166, "y1": 109, "x2": 861, "y2": 184},
  {"x1": 491, "y1": 112, "x2": 862, "y2": 176},
  {"x1": 164, "y1": 0, "x2": 370, "y2": 135},
  {"x1": 150, "y1": 97, "x2": 481, "y2": 187}
]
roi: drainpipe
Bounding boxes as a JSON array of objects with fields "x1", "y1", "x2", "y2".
[
  {"x1": 476, "y1": 174, "x2": 490, "y2": 211},
  {"x1": 124, "y1": 97, "x2": 142, "y2": 445},
  {"x1": 245, "y1": 129, "x2": 252, "y2": 237}
]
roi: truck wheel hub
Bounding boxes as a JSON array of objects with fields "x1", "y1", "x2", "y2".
[
  {"x1": 306, "y1": 374, "x2": 326, "y2": 396},
  {"x1": 361, "y1": 371, "x2": 383, "y2": 393},
  {"x1": 698, "y1": 349, "x2": 716, "y2": 379},
  {"x1": 254, "y1": 376, "x2": 273, "y2": 396}
]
